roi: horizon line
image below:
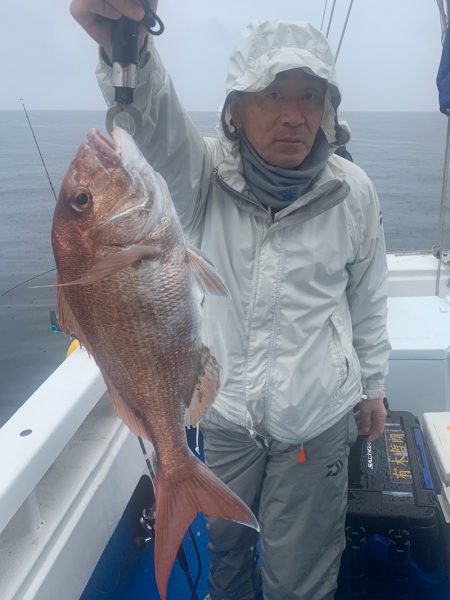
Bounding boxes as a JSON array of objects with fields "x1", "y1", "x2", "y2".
[{"x1": 0, "y1": 108, "x2": 442, "y2": 114}]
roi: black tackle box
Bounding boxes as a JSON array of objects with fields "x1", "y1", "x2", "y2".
[{"x1": 336, "y1": 410, "x2": 450, "y2": 599}]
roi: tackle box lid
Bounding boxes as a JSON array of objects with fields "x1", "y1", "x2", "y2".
[
  {"x1": 347, "y1": 411, "x2": 437, "y2": 522},
  {"x1": 423, "y1": 412, "x2": 450, "y2": 486}
]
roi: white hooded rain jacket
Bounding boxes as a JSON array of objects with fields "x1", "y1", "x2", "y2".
[{"x1": 97, "y1": 21, "x2": 391, "y2": 445}]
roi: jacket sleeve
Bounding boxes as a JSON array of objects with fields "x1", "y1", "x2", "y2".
[
  {"x1": 95, "y1": 38, "x2": 214, "y2": 241},
  {"x1": 346, "y1": 179, "x2": 391, "y2": 401}
]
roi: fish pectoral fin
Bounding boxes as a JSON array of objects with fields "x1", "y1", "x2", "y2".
[
  {"x1": 186, "y1": 245, "x2": 231, "y2": 297},
  {"x1": 57, "y1": 244, "x2": 161, "y2": 287},
  {"x1": 185, "y1": 345, "x2": 220, "y2": 427}
]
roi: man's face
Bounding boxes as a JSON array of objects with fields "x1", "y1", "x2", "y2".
[{"x1": 230, "y1": 69, "x2": 326, "y2": 168}]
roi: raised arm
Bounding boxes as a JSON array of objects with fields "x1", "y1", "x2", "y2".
[{"x1": 70, "y1": 0, "x2": 214, "y2": 237}]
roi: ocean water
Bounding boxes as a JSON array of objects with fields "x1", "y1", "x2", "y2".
[{"x1": 0, "y1": 110, "x2": 448, "y2": 427}]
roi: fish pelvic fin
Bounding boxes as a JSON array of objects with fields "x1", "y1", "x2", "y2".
[
  {"x1": 56, "y1": 243, "x2": 160, "y2": 287},
  {"x1": 56, "y1": 276, "x2": 93, "y2": 354},
  {"x1": 186, "y1": 245, "x2": 231, "y2": 297},
  {"x1": 185, "y1": 345, "x2": 220, "y2": 427},
  {"x1": 103, "y1": 376, "x2": 150, "y2": 439},
  {"x1": 154, "y1": 454, "x2": 259, "y2": 600}
]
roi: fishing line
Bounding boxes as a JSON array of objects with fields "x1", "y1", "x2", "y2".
[
  {"x1": 0, "y1": 268, "x2": 56, "y2": 297},
  {"x1": 0, "y1": 102, "x2": 60, "y2": 298}
]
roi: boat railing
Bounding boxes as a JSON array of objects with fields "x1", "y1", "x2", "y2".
[
  {"x1": 0, "y1": 250, "x2": 448, "y2": 536},
  {"x1": 0, "y1": 348, "x2": 106, "y2": 536},
  {"x1": 387, "y1": 252, "x2": 450, "y2": 297},
  {"x1": 0, "y1": 347, "x2": 154, "y2": 599}
]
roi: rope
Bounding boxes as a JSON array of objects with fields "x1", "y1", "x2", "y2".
[
  {"x1": 320, "y1": 0, "x2": 329, "y2": 32},
  {"x1": 325, "y1": 0, "x2": 337, "y2": 38},
  {"x1": 335, "y1": 0, "x2": 355, "y2": 62}
]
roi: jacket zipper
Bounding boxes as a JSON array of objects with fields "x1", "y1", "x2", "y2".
[
  {"x1": 215, "y1": 168, "x2": 273, "y2": 430},
  {"x1": 215, "y1": 167, "x2": 286, "y2": 435},
  {"x1": 213, "y1": 168, "x2": 272, "y2": 219}
]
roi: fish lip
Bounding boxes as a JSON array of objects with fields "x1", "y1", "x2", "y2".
[
  {"x1": 86, "y1": 129, "x2": 119, "y2": 164},
  {"x1": 87, "y1": 128, "x2": 115, "y2": 150}
]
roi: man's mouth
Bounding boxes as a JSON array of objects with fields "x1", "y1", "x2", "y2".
[{"x1": 275, "y1": 138, "x2": 305, "y2": 144}]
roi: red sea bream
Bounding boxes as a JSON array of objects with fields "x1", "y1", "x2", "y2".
[{"x1": 51, "y1": 127, "x2": 258, "y2": 599}]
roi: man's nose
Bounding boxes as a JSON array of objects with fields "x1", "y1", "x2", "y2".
[{"x1": 280, "y1": 98, "x2": 307, "y2": 126}]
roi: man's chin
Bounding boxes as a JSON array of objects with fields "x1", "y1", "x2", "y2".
[
  {"x1": 266, "y1": 144, "x2": 310, "y2": 168},
  {"x1": 268, "y1": 154, "x2": 307, "y2": 168}
]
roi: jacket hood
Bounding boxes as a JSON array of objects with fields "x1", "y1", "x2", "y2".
[{"x1": 219, "y1": 20, "x2": 350, "y2": 149}]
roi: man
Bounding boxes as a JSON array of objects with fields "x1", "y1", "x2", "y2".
[{"x1": 71, "y1": 2, "x2": 390, "y2": 598}]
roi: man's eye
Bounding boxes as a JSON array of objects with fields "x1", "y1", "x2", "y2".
[
  {"x1": 268, "y1": 92, "x2": 282, "y2": 101},
  {"x1": 303, "y1": 92, "x2": 320, "y2": 103}
]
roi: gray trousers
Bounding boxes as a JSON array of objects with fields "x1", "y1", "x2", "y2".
[{"x1": 201, "y1": 410, "x2": 358, "y2": 600}]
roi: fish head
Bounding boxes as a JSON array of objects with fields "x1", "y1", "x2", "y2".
[{"x1": 52, "y1": 127, "x2": 168, "y2": 274}]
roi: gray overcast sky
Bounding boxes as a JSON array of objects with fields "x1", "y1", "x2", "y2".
[{"x1": 1, "y1": 1, "x2": 444, "y2": 112}]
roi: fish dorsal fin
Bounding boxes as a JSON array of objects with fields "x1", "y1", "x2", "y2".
[
  {"x1": 185, "y1": 345, "x2": 220, "y2": 427},
  {"x1": 186, "y1": 245, "x2": 230, "y2": 297},
  {"x1": 102, "y1": 374, "x2": 150, "y2": 439},
  {"x1": 57, "y1": 243, "x2": 161, "y2": 287}
]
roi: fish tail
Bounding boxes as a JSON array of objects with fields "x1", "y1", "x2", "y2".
[{"x1": 153, "y1": 453, "x2": 259, "y2": 599}]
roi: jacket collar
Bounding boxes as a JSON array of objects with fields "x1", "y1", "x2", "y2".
[{"x1": 215, "y1": 145, "x2": 349, "y2": 224}]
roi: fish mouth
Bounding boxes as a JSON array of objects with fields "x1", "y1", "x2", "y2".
[
  {"x1": 86, "y1": 129, "x2": 119, "y2": 167},
  {"x1": 86, "y1": 127, "x2": 147, "y2": 172},
  {"x1": 84, "y1": 127, "x2": 147, "y2": 184}
]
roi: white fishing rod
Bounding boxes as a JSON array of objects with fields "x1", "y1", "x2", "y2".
[{"x1": 20, "y1": 99, "x2": 58, "y2": 203}]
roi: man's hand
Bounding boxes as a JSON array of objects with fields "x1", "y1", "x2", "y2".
[
  {"x1": 70, "y1": 0, "x2": 158, "y2": 57},
  {"x1": 355, "y1": 398, "x2": 386, "y2": 442}
]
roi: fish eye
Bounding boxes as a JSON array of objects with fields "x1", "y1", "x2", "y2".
[{"x1": 70, "y1": 188, "x2": 92, "y2": 212}]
